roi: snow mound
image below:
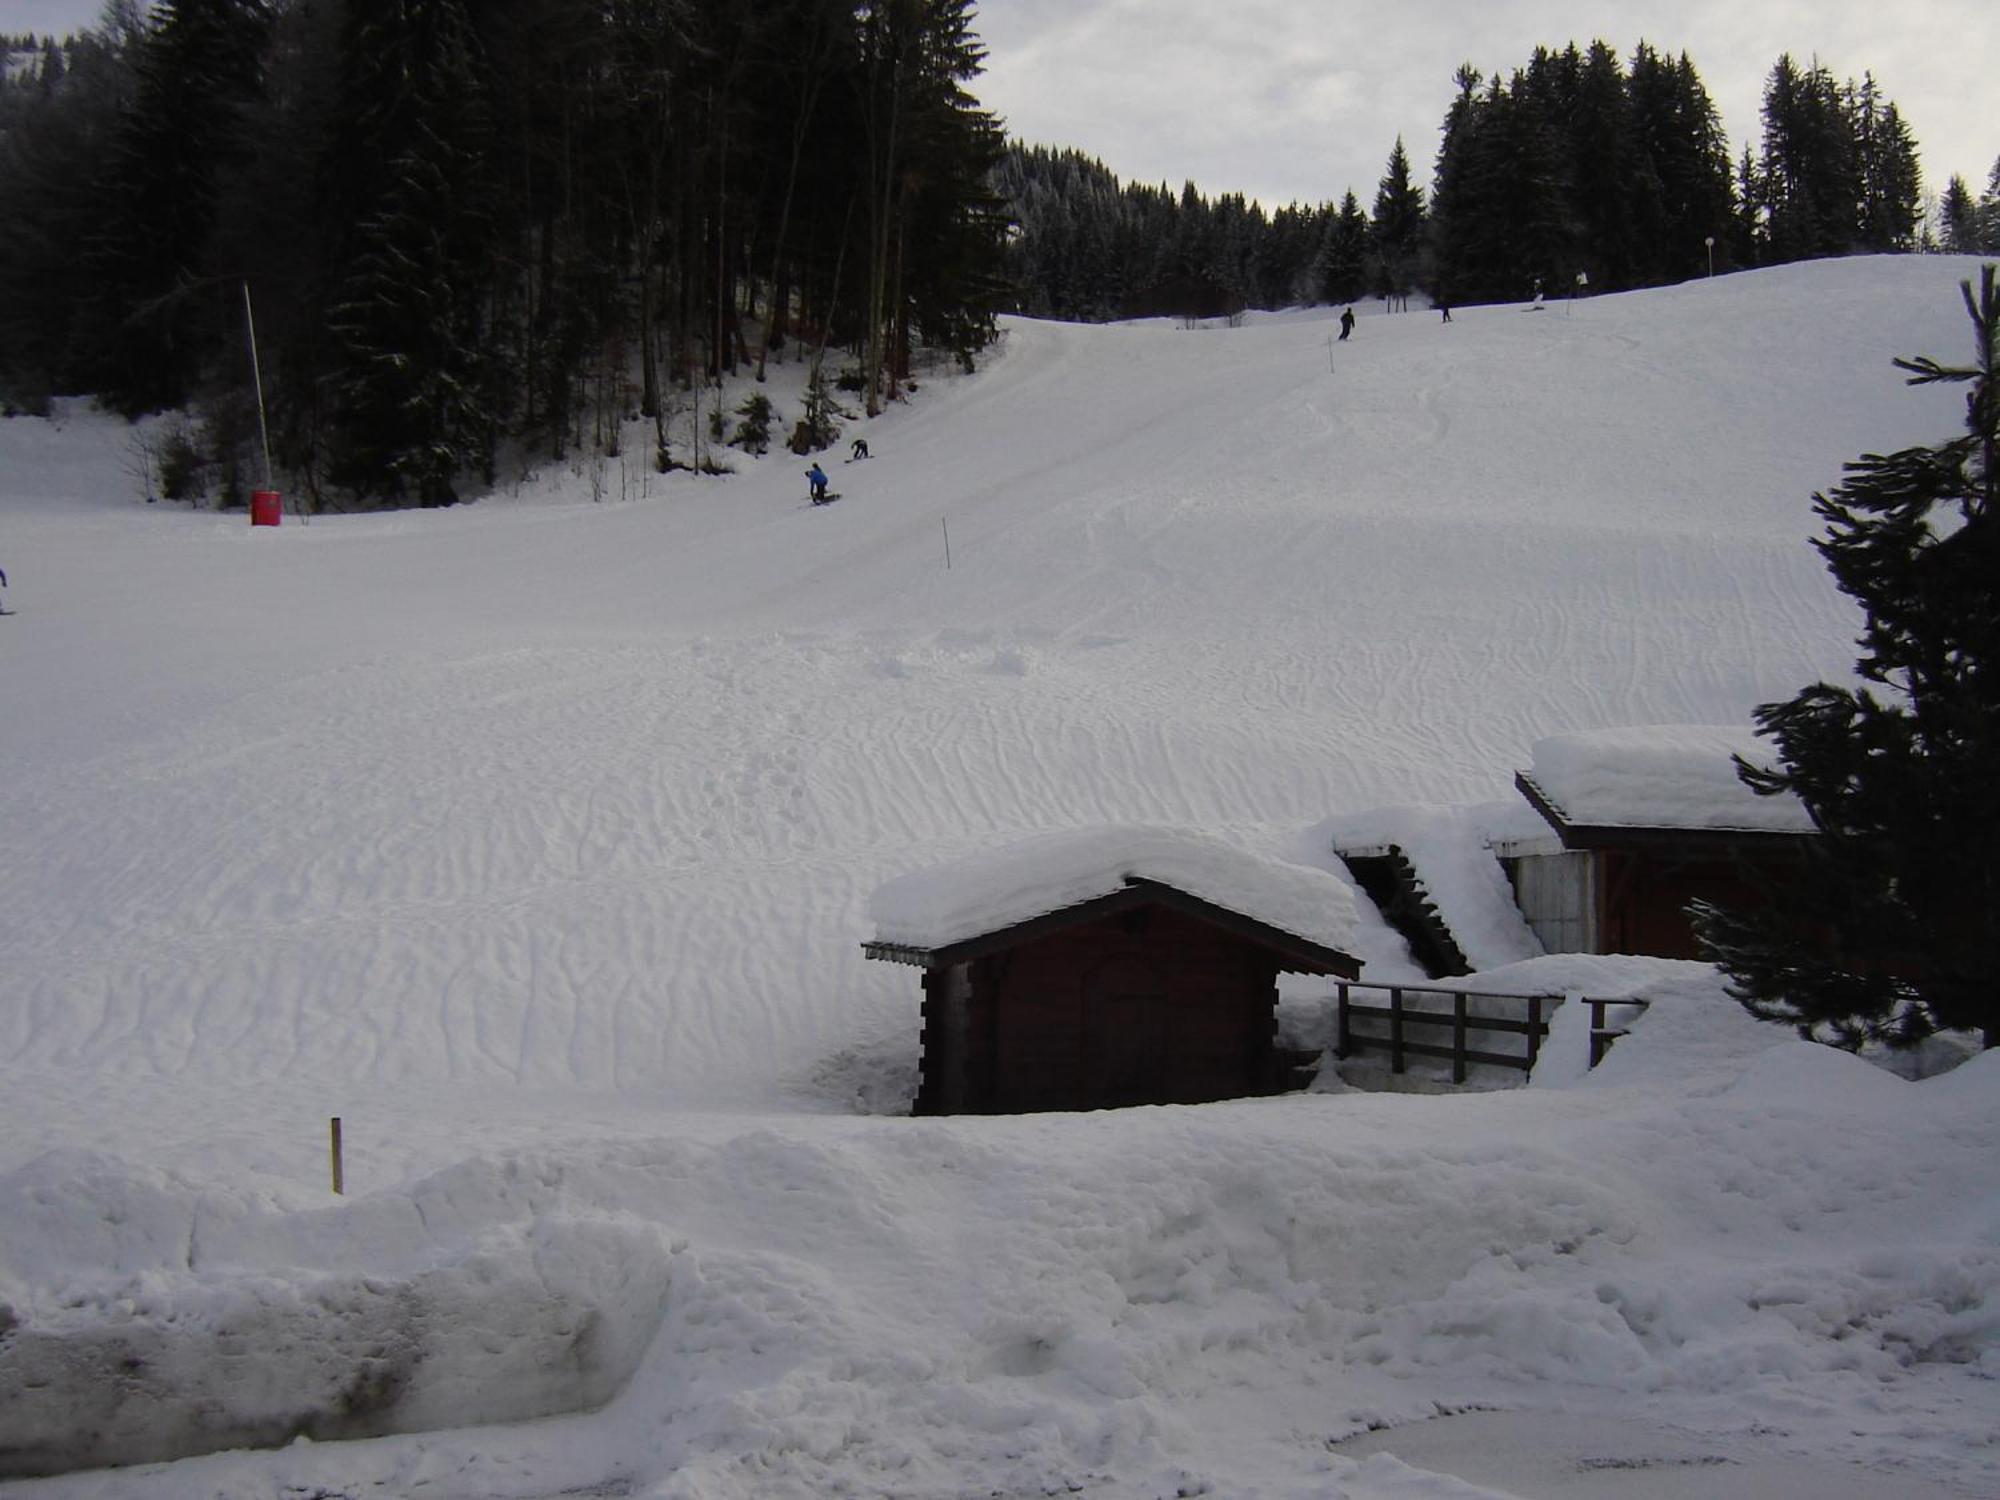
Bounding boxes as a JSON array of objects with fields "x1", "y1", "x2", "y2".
[{"x1": 0, "y1": 1152, "x2": 672, "y2": 1476}]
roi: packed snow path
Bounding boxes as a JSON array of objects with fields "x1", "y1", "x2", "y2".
[{"x1": 0, "y1": 258, "x2": 1994, "y2": 1498}]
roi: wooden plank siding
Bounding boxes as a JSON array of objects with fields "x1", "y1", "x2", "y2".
[{"x1": 913, "y1": 902, "x2": 1295, "y2": 1114}]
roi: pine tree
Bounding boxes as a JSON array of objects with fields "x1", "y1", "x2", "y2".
[
  {"x1": 324, "y1": 0, "x2": 495, "y2": 508},
  {"x1": 0, "y1": 25, "x2": 134, "y2": 410},
  {"x1": 1853, "y1": 80, "x2": 1922, "y2": 252},
  {"x1": 80, "y1": 0, "x2": 273, "y2": 415},
  {"x1": 1939, "y1": 175, "x2": 1979, "y2": 255},
  {"x1": 1508, "y1": 55, "x2": 1581, "y2": 285},
  {"x1": 1757, "y1": 54, "x2": 1857, "y2": 262},
  {"x1": 1657, "y1": 50, "x2": 1734, "y2": 278},
  {"x1": 1732, "y1": 144, "x2": 1764, "y2": 266},
  {"x1": 1981, "y1": 157, "x2": 2000, "y2": 252},
  {"x1": 1322, "y1": 190, "x2": 1370, "y2": 304},
  {"x1": 1370, "y1": 137, "x2": 1426, "y2": 303},
  {"x1": 1694, "y1": 266, "x2": 2000, "y2": 1051},
  {"x1": 1428, "y1": 64, "x2": 1501, "y2": 303},
  {"x1": 1565, "y1": 41, "x2": 1635, "y2": 290}
]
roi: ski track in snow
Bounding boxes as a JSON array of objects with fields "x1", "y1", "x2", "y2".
[{"x1": 1, "y1": 258, "x2": 1996, "y2": 1499}]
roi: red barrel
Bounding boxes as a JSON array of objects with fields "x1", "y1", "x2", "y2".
[{"x1": 251, "y1": 490, "x2": 282, "y2": 526}]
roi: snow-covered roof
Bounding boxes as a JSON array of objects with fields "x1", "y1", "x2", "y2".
[
  {"x1": 867, "y1": 825, "x2": 1361, "y2": 959},
  {"x1": 1524, "y1": 725, "x2": 1815, "y2": 835}
]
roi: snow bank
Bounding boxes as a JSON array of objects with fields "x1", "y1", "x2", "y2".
[
  {"x1": 1528, "y1": 725, "x2": 1813, "y2": 832},
  {"x1": 868, "y1": 823, "x2": 1361, "y2": 958},
  {"x1": 0, "y1": 1152, "x2": 672, "y2": 1476}
]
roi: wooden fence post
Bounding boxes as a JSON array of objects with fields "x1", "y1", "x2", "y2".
[
  {"x1": 1525, "y1": 995, "x2": 1544, "y2": 1072},
  {"x1": 1452, "y1": 993, "x2": 1468, "y2": 1084},
  {"x1": 1389, "y1": 988, "x2": 1405, "y2": 1074},
  {"x1": 1336, "y1": 982, "x2": 1351, "y2": 1059},
  {"x1": 330, "y1": 1117, "x2": 345, "y2": 1196}
]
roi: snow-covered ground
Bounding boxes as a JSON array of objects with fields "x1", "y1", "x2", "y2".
[{"x1": 1, "y1": 257, "x2": 1994, "y2": 1498}]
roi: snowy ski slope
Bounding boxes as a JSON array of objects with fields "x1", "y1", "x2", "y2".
[{"x1": 0, "y1": 257, "x2": 1995, "y2": 1499}]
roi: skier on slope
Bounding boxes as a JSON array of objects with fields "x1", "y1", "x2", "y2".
[{"x1": 1338, "y1": 306, "x2": 1356, "y2": 341}]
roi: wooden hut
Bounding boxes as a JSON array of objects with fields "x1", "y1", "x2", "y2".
[
  {"x1": 863, "y1": 828, "x2": 1362, "y2": 1115},
  {"x1": 1500, "y1": 727, "x2": 1816, "y2": 959}
]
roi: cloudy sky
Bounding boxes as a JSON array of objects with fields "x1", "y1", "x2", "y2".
[
  {"x1": 974, "y1": 1, "x2": 1995, "y2": 211},
  {"x1": 17, "y1": 1, "x2": 1995, "y2": 213}
]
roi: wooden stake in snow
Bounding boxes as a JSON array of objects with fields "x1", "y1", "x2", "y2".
[
  {"x1": 330, "y1": 1116, "x2": 344, "y2": 1195},
  {"x1": 942, "y1": 517, "x2": 952, "y2": 570}
]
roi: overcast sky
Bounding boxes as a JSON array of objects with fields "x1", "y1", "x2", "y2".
[
  {"x1": 975, "y1": 1, "x2": 1996, "y2": 212},
  {"x1": 15, "y1": 1, "x2": 1995, "y2": 214}
]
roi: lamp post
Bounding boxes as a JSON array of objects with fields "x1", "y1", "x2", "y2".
[{"x1": 1704, "y1": 236, "x2": 1715, "y2": 279}]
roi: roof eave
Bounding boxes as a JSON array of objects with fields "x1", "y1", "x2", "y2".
[
  {"x1": 862, "y1": 876, "x2": 1360, "y2": 977},
  {"x1": 1514, "y1": 771, "x2": 1817, "y2": 854}
]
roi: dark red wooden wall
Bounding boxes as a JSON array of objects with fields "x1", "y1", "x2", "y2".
[{"x1": 916, "y1": 903, "x2": 1283, "y2": 1114}]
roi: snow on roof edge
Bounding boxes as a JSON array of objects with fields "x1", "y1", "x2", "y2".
[
  {"x1": 867, "y1": 825, "x2": 1360, "y2": 958},
  {"x1": 1526, "y1": 725, "x2": 1815, "y2": 835}
]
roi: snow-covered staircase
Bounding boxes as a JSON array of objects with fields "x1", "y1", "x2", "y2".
[{"x1": 1338, "y1": 845, "x2": 1472, "y2": 979}]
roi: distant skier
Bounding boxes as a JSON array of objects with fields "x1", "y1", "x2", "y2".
[
  {"x1": 0, "y1": 565, "x2": 10, "y2": 613},
  {"x1": 850, "y1": 437, "x2": 869, "y2": 461},
  {"x1": 1437, "y1": 296, "x2": 1452, "y2": 324},
  {"x1": 806, "y1": 463, "x2": 830, "y2": 504},
  {"x1": 1338, "y1": 306, "x2": 1356, "y2": 341}
]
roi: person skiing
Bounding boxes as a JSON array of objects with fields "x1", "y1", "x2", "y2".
[
  {"x1": 806, "y1": 463, "x2": 830, "y2": 504},
  {"x1": 1338, "y1": 306, "x2": 1356, "y2": 341}
]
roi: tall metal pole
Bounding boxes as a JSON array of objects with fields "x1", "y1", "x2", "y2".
[{"x1": 242, "y1": 280, "x2": 275, "y2": 490}]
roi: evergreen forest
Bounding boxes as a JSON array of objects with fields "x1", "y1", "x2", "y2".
[
  {"x1": 3, "y1": 11, "x2": 1996, "y2": 510},
  {"x1": 1005, "y1": 42, "x2": 1991, "y2": 325},
  {"x1": 0, "y1": 0, "x2": 1010, "y2": 508}
]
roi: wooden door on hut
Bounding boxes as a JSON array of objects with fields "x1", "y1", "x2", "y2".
[{"x1": 1084, "y1": 957, "x2": 1165, "y2": 1104}]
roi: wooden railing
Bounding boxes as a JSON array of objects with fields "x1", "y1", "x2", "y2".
[
  {"x1": 1584, "y1": 995, "x2": 1652, "y2": 1067},
  {"x1": 1334, "y1": 983, "x2": 1648, "y2": 1083}
]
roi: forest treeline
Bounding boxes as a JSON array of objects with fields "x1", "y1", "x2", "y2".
[
  {"x1": 4, "y1": 14, "x2": 1998, "y2": 510},
  {"x1": 0, "y1": 0, "x2": 1009, "y2": 509},
  {"x1": 1004, "y1": 42, "x2": 2000, "y2": 323}
]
